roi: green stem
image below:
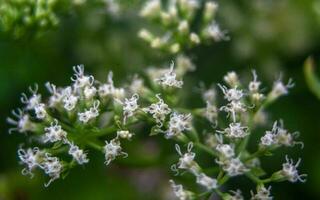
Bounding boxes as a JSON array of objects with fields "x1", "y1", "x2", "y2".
[{"x1": 194, "y1": 142, "x2": 218, "y2": 157}]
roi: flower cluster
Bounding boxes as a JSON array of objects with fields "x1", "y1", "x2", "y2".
[
  {"x1": 8, "y1": 62, "x2": 306, "y2": 199},
  {"x1": 138, "y1": 0, "x2": 228, "y2": 54}
]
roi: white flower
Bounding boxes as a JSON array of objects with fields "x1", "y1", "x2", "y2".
[
  {"x1": 205, "y1": 101, "x2": 218, "y2": 123},
  {"x1": 203, "y1": 2, "x2": 218, "y2": 21},
  {"x1": 43, "y1": 119, "x2": 67, "y2": 143},
  {"x1": 7, "y1": 109, "x2": 35, "y2": 134},
  {"x1": 219, "y1": 122, "x2": 248, "y2": 139},
  {"x1": 173, "y1": 142, "x2": 198, "y2": 173},
  {"x1": 260, "y1": 132, "x2": 275, "y2": 146},
  {"x1": 68, "y1": 143, "x2": 89, "y2": 165},
  {"x1": 129, "y1": 76, "x2": 147, "y2": 94},
  {"x1": 117, "y1": 94, "x2": 139, "y2": 123},
  {"x1": 99, "y1": 71, "x2": 115, "y2": 97},
  {"x1": 166, "y1": 112, "x2": 192, "y2": 138},
  {"x1": 269, "y1": 77, "x2": 294, "y2": 100},
  {"x1": 169, "y1": 180, "x2": 193, "y2": 200},
  {"x1": 218, "y1": 84, "x2": 244, "y2": 102},
  {"x1": 249, "y1": 70, "x2": 262, "y2": 93},
  {"x1": 202, "y1": 88, "x2": 216, "y2": 102},
  {"x1": 205, "y1": 22, "x2": 228, "y2": 41},
  {"x1": 143, "y1": 94, "x2": 171, "y2": 126},
  {"x1": 40, "y1": 153, "x2": 63, "y2": 187},
  {"x1": 220, "y1": 100, "x2": 247, "y2": 122},
  {"x1": 45, "y1": 82, "x2": 64, "y2": 107},
  {"x1": 34, "y1": 103, "x2": 47, "y2": 119},
  {"x1": 78, "y1": 100, "x2": 100, "y2": 123},
  {"x1": 84, "y1": 86, "x2": 97, "y2": 99},
  {"x1": 20, "y1": 85, "x2": 41, "y2": 110},
  {"x1": 217, "y1": 158, "x2": 248, "y2": 177},
  {"x1": 281, "y1": 155, "x2": 307, "y2": 183},
  {"x1": 216, "y1": 144, "x2": 235, "y2": 158},
  {"x1": 98, "y1": 72, "x2": 125, "y2": 99},
  {"x1": 251, "y1": 186, "x2": 273, "y2": 200},
  {"x1": 104, "y1": 139, "x2": 127, "y2": 165},
  {"x1": 140, "y1": 0, "x2": 161, "y2": 18},
  {"x1": 155, "y1": 62, "x2": 183, "y2": 88},
  {"x1": 117, "y1": 130, "x2": 134, "y2": 140},
  {"x1": 189, "y1": 32, "x2": 200, "y2": 44},
  {"x1": 62, "y1": 87, "x2": 78, "y2": 111},
  {"x1": 71, "y1": 65, "x2": 94, "y2": 89},
  {"x1": 195, "y1": 173, "x2": 218, "y2": 190},
  {"x1": 17, "y1": 147, "x2": 41, "y2": 177},
  {"x1": 175, "y1": 54, "x2": 196, "y2": 77},
  {"x1": 224, "y1": 71, "x2": 239, "y2": 87}
]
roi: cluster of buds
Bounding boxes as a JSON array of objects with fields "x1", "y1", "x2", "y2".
[
  {"x1": 0, "y1": 0, "x2": 59, "y2": 38},
  {"x1": 138, "y1": 0, "x2": 228, "y2": 54},
  {"x1": 8, "y1": 61, "x2": 305, "y2": 199}
]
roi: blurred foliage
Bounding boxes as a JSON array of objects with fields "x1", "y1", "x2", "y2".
[
  {"x1": 304, "y1": 57, "x2": 320, "y2": 100},
  {"x1": 0, "y1": 0, "x2": 320, "y2": 200}
]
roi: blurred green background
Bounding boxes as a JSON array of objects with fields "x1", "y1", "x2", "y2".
[{"x1": 1, "y1": 0, "x2": 320, "y2": 199}]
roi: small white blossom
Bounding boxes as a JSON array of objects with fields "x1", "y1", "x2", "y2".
[
  {"x1": 269, "y1": 77, "x2": 294, "y2": 100},
  {"x1": 84, "y1": 86, "x2": 97, "y2": 99},
  {"x1": 218, "y1": 84, "x2": 244, "y2": 102},
  {"x1": 220, "y1": 100, "x2": 247, "y2": 122},
  {"x1": 281, "y1": 155, "x2": 307, "y2": 183},
  {"x1": 78, "y1": 100, "x2": 100, "y2": 123},
  {"x1": 260, "y1": 132, "x2": 275, "y2": 146},
  {"x1": 249, "y1": 70, "x2": 262, "y2": 93},
  {"x1": 205, "y1": 101, "x2": 218, "y2": 123},
  {"x1": 224, "y1": 71, "x2": 239, "y2": 87},
  {"x1": 62, "y1": 87, "x2": 78, "y2": 111},
  {"x1": 117, "y1": 130, "x2": 133, "y2": 140},
  {"x1": 143, "y1": 94, "x2": 171, "y2": 126},
  {"x1": 175, "y1": 55, "x2": 196, "y2": 77},
  {"x1": 216, "y1": 157, "x2": 249, "y2": 177},
  {"x1": 205, "y1": 22, "x2": 228, "y2": 41},
  {"x1": 7, "y1": 109, "x2": 35, "y2": 134},
  {"x1": 99, "y1": 72, "x2": 125, "y2": 99},
  {"x1": 251, "y1": 186, "x2": 273, "y2": 200},
  {"x1": 117, "y1": 94, "x2": 139, "y2": 123},
  {"x1": 17, "y1": 147, "x2": 41, "y2": 177},
  {"x1": 195, "y1": 173, "x2": 218, "y2": 190},
  {"x1": 40, "y1": 153, "x2": 63, "y2": 187},
  {"x1": 43, "y1": 119, "x2": 67, "y2": 143},
  {"x1": 34, "y1": 103, "x2": 47, "y2": 119},
  {"x1": 99, "y1": 71, "x2": 115, "y2": 97},
  {"x1": 129, "y1": 76, "x2": 147, "y2": 94},
  {"x1": 202, "y1": 88, "x2": 216, "y2": 102},
  {"x1": 71, "y1": 65, "x2": 94, "y2": 89},
  {"x1": 104, "y1": 139, "x2": 127, "y2": 165},
  {"x1": 216, "y1": 144, "x2": 235, "y2": 158},
  {"x1": 169, "y1": 180, "x2": 193, "y2": 200},
  {"x1": 68, "y1": 143, "x2": 89, "y2": 165},
  {"x1": 156, "y1": 62, "x2": 183, "y2": 88},
  {"x1": 140, "y1": 0, "x2": 161, "y2": 18},
  {"x1": 189, "y1": 32, "x2": 200, "y2": 44},
  {"x1": 166, "y1": 112, "x2": 192, "y2": 138},
  {"x1": 45, "y1": 83, "x2": 64, "y2": 107},
  {"x1": 218, "y1": 123, "x2": 248, "y2": 139},
  {"x1": 20, "y1": 85, "x2": 41, "y2": 110},
  {"x1": 173, "y1": 142, "x2": 198, "y2": 173}
]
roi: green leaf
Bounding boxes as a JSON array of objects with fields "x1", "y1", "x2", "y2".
[
  {"x1": 149, "y1": 126, "x2": 161, "y2": 136},
  {"x1": 251, "y1": 167, "x2": 267, "y2": 177},
  {"x1": 304, "y1": 57, "x2": 320, "y2": 100}
]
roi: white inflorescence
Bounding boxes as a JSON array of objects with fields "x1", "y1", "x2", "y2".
[{"x1": 7, "y1": 64, "x2": 305, "y2": 197}]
